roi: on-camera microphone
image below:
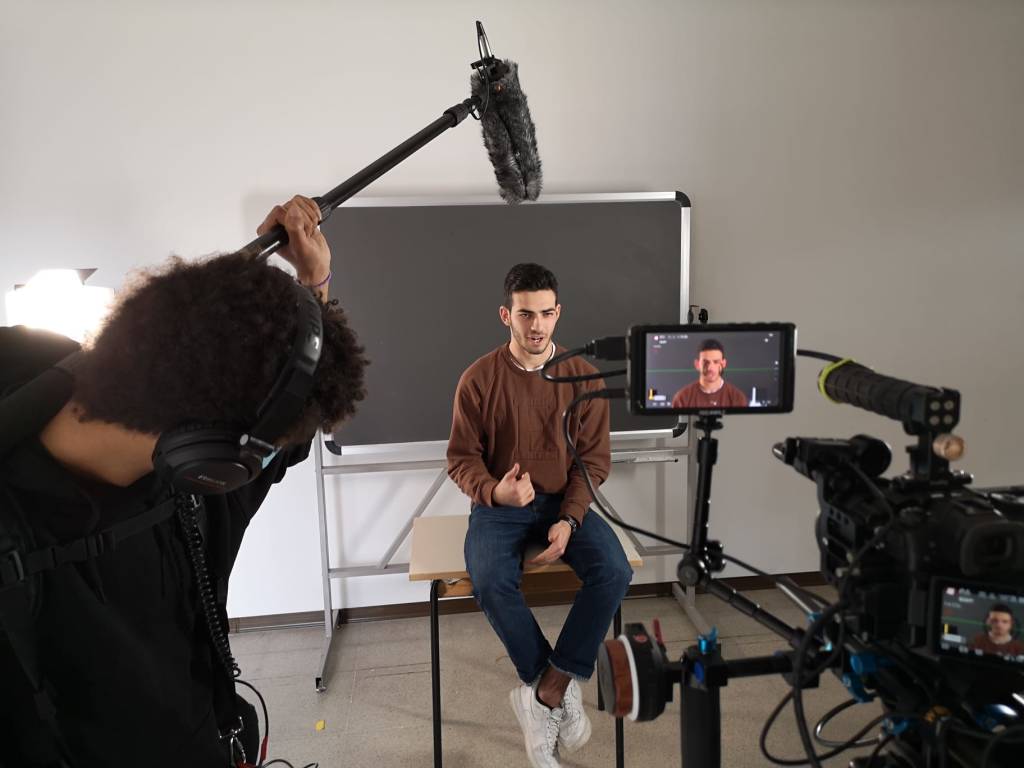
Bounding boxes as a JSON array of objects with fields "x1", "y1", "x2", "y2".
[{"x1": 470, "y1": 21, "x2": 542, "y2": 204}]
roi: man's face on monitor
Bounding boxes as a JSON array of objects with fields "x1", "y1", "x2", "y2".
[
  {"x1": 988, "y1": 611, "x2": 1013, "y2": 640},
  {"x1": 502, "y1": 289, "x2": 560, "y2": 359},
  {"x1": 695, "y1": 350, "x2": 726, "y2": 385}
]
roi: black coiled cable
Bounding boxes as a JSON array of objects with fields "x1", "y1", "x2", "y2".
[{"x1": 176, "y1": 493, "x2": 240, "y2": 679}]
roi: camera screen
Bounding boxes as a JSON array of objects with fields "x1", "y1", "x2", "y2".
[
  {"x1": 935, "y1": 583, "x2": 1024, "y2": 666},
  {"x1": 628, "y1": 323, "x2": 795, "y2": 415}
]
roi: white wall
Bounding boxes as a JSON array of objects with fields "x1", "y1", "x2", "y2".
[{"x1": 2, "y1": 1, "x2": 1021, "y2": 618}]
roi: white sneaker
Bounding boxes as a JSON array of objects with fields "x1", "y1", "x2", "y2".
[
  {"x1": 509, "y1": 684, "x2": 563, "y2": 768},
  {"x1": 557, "y1": 678, "x2": 592, "y2": 753}
]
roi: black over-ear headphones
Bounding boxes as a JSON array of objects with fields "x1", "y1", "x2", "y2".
[{"x1": 151, "y1": 281, "x2": 324, "y2": 494}]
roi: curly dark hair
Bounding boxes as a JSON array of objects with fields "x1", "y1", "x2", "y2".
[
  {"x1": 73, "y1": 252, "x2": 367, "y2": 443},
  {"x1": 503, "y1": 262, "x2": 558, "y2": 308}
]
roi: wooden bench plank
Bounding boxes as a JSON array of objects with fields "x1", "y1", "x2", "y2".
[{"x1": 409, "y1": 514, "x2": 642, "y2": 583}]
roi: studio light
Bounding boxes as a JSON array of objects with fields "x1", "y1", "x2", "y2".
[{"x1": 5, "y1": 269, "x2": 114, "y2": 342}]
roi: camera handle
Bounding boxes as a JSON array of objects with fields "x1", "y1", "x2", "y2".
[
  {"x1": 675, "y1": 579, "x2": 833, "y2": 768},
  {"x1": 678, "y1": 635, "x2": 804, "y2": 768}
]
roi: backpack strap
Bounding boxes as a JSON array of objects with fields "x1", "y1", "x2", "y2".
[
  {"x1": 0, "y1": 350, "x2": 164, "y2": 766},
  {"x1": 0, "y1": 593, "x2": 75, "y2": 767},
  {"x1": 0, "y1": 496, "x2": 177, "y2": 591},
  {"x1": 0, "y1": 351, "x2": 80, "y2": 766}
]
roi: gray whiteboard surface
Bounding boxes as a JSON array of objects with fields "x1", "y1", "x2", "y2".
[{"x1": 322, "y1": 192, "x2": 690, "y2": 447}]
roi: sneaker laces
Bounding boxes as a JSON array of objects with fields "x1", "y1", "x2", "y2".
[
  {"x1": 544, "y1": 708, "x2": 562, "y2": 756},
  {"x1": 562, "y1": 683, "x2": 581, "y2": 726}
]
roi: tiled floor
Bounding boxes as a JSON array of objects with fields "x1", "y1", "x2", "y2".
[{"x1": 232, "y1": 590, "x2": 884, "y2": 767}]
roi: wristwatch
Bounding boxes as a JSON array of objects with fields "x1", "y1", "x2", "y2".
[{"x1": 559, "y1": 515, "x2": 579, "y2": 535}]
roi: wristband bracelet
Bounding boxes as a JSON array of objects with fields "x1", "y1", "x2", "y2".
[
  {"x1": 301, "y1": 269, "x2": 332, "y2": 290},
  {"x1": 559, "y1": 515, "x2": 579, "y2": 535}
]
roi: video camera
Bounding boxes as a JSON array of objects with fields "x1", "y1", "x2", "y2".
[{"x1": 542, "y1": 323, "x2": 1024, "y2": 768}]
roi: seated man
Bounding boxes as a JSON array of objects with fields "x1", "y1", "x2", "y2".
[
  {"x1": 671, "y1": 338, "x2": 749, "y2": 409},
  {"x1": 969, "y1": 603, "x2": 1024, "y2": 657},
  {"x1": 446, "y1": 262, "x2": 633, "y2": 768},
  {"x1": 0, "y1": 196, "x2": 367, "y2": 767}
]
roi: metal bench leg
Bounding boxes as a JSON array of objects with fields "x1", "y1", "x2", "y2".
[
  {"x1": 431, "y1": 579, "x2": 442, "y2": 768},
  {"x1": 614, "y1": 604, "x2": 624, "y2": 768}
]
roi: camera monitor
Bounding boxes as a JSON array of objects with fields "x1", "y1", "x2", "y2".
[
  {"x1": 932, "y1": 580, "x2": 1024, "y2": 666},
  {"x1": 627, "y1": 323, "x2": 796, "y2": 415}
]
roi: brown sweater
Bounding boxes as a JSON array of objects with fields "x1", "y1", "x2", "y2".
[
  {"x1": 446, "y1": 344, "x2": 611, "y2": 524},
  {"x1": 671, "y1": 380, "x2": 749, "y2": 409},
  {"x1": 968, "y1": 633, "x2": 1024, "y2": 657}
]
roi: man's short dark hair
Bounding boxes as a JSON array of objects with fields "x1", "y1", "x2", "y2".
[
  {"x1": 699, "y1": 338, "x2": 725, "y2": 356},
  {"x1": 989, "y1": 603, "x2": 1015, "y2": 622},
  {"x1": 73, "y1": 252, "x2": 367, "y2": 443},
  {"x1": 503, "y1": 263, "x2": 558, "y2": 308}
]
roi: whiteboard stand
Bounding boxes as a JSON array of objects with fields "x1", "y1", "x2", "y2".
[
  {"x1": 312, "y1": 434, "x2": 446, "y2": 691},
  {"x1": 311, "y1": 431, "x2": 694, "y2": 692},
  {"x1": 313, "y1": 429, "x2": 335, "y2": 692}
]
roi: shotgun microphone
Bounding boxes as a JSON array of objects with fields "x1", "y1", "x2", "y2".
[
  {"x1": 240, "y1": 21, "x2": 543, "y2": 259},
  {"x1": 470, "y1": 21, "x2": 542, "y2": 204}
]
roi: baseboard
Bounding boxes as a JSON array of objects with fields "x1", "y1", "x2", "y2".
[
  {"x1": 229, "y1": 611, "x2": 327, "y2": 633},
  {"x1": 230, "y1": 571, "x2": 826, "y2": 632}
]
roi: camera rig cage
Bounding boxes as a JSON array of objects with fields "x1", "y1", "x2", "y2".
[{"x1": 540, "y1": 323, "x2": 1024, "y2": 768}]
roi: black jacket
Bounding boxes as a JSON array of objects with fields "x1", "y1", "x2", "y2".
[{"x1": 0, "y1": 326, "x2": 309, "y2": 767}]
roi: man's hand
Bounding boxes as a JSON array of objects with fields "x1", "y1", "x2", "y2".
[
  {"x1": 492, "y1": 463, "x2": 535, "y2": 507},
  {"x1": 527, "y1": 521, "x2": 572, "y2": 566},
  {"x1": 257, "y1": 195, "x2": 331, "y2": 300}
]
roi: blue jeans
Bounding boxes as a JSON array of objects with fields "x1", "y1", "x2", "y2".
[{"x1": 464, "y1": 493, "x2": 633, "y2": 683}]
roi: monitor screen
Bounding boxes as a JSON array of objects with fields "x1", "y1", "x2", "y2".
[
  {"x1": 935, "y1": 582, "x2": 1024, "y2": 666},
  {"x1": 628, "y1": 323, "x2": 796, "y2": 415}
]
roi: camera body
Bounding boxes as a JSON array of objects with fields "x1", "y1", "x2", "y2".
[{"x1": 779, "y1": 434, "x2": 1024, "y2": 667}]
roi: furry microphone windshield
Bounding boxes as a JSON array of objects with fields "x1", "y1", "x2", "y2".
[{"x1": 471, "y1": 59, "x2": 542, "y2": 204}]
